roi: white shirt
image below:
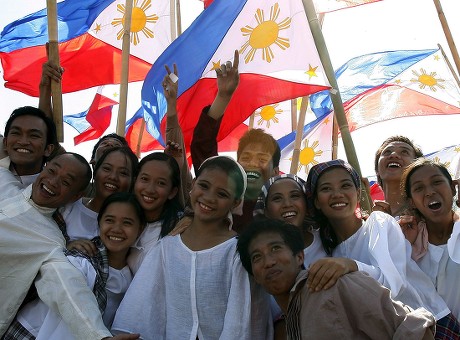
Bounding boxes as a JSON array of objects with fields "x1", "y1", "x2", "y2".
[
  {"x1": 304, "y1": 227, "x2": 328, "y2": 268},
  {"x1": 0, "y1": 156, "x2": 39, "y2": 188},
  {"x1": 112, "y1": 235, "x2": 273, "y2": 340},
  {"x1": 0, "y1": 185, "x2": 111, "y2": 339},
  {"x1": 127, "y1": 220, "x2": 162, "y2": 274},
  {"x1": 17, "y1": 257, "x2": 132, "y2": 339},
  {"x1": 417, "y1": 220, "x2": 460, "y2": 320},
  {"x1": 61, "y1": 198, "x2": 99, "y2": 241},
  {"x1": 333, "y1": 211, "x2": 449, "y2": 320}
]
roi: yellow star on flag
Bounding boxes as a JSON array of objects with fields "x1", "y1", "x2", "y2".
[
  {"x1": 211, "y1": 60, "x2": 221, "y2": 71},
  {"x1": 306, "y1": 64, "x2": 318, "y2": 80},
  {"x1": 93, "y1": 23, "x2": 102, "y2": 33}
]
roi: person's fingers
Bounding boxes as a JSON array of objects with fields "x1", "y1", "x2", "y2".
[
  {"x1": 164, "y1": 64, "x2": 171, "y2": 75},
  {"x1": 221, "y1": 63, "x2": 228, "y2": 77},
  {"x1": 173, "y1": 63, "x2": 178, "y2": 77},
  {"x1": 233, "y1": 49, "x2": 239, "y2": 69},
  {"x1": 226, "y1": 60, "x2": 232, "y2": 70}
]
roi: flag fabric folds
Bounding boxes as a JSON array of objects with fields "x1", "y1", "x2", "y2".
[
  {"x1": 130, "y1": 0, "x2": 330, "y2": 147},
  {"x1": 277, "y1": 112, "x2": 333, "y2": 180},
  {"x1": 310, "y1": 48, "x2": 460, "y2": 131},
  {"x1": 64, "y1": 87, "x2": 118, "y2": 145},
  {"x1": 425, "y1": 144, "x2": 460, "y2": 179},
  {"x1": 0, "y1": 0, "x2": 172, "y2": 96},
  {"x1": 312, "y1": 0, "x2": 382, "y2": 14}
]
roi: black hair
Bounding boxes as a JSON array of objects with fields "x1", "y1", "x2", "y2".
[
  {"x1": 4, "y1": 106, "x2": 58, "y2": 160},
  {"x1": 137, "y1": 152, "x2": 183, "y2": 237},
  {"x1": 237, "y1": 218, "x2": 304, "y2": 276},
  {"x1": 97, "y1": 192, "x2": 146, "y2": 233},
  {"x1": 374, "y1": 135, "x2": 423, "y2": 187},
  {"x1": 237, "y1": 128, "x2": 281, "y2": 168},
  {"x1": 91, "y1": 133, "x2": 129, "y2": 163}
]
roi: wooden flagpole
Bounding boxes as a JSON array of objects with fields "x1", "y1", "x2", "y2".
[
  {"x1": 46, "y1": 0, "x2": 64, "y2": 142},
  {"x1": 301, "y1": 0, "x2": 372, "y2": 213},
  {"x1": 248, "y1": 113, "x2": 255, "y2": 129},
  {"x1": 290, "y1": 99, "x2": 298, "y2": 131},
  {"x1": 438, "y1": 43, "x2": 460, "y2": 88},
  {"x1": 290, "y1": 96, "x2": 309, "y2": 174},
  {"x1": 433, "y1": 0, "x2": 460, "y2": 77},
  {"x1": 116, "y1": 0, "x2": 134, "y2": 137}
]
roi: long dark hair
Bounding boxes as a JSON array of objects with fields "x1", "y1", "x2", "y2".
[{"x1": 137, "y1": 152, "x2": 183, "y2": 237}]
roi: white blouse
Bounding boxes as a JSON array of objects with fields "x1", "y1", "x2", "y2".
[
  {"x1": 417, "y1": 221, "x2": 460, "y2": 320},
  {"x1": 112, "y1": 234, "x2": 273, "y2": 340},
  {"x1": 332, "y1": 211, "x2": 449, "y2": 320},
  {"x1": 127, "y1": 220, "x2": 162, "y2": 274},
  {"x1": 61, "y1": 198, "x2": 99, "y2": 240}
]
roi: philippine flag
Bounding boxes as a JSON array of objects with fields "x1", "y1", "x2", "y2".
[
  {"x1": 310, "y1": 48, "x2": 460, "y2": 130},
  {"x1": 131, "y1": 0, "x2": 330, "y2": 146},
  {"x1": 0, "y1": 0, "x2": 172, "y2": 96}
]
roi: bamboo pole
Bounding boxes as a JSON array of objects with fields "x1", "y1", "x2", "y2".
[
  {"x1": 116, "y1": 0, "x2": 134, "y2": 137},
  {"x1": 46, "y1": 0, "x2": 64, "y2": 142},
  {"x1": 290, "y1": 99, "x2": 298, "y2": 131},
  {"x1": 438, "y1": 43, "x2": 460, "y2": 89},
  {"x1": 248, "y1": 113, "x2": 255, "y2": 129},
  {"x1": 433, "y1": 0, "x2": 460, "y2": 78},
  {"x1": 176, "y1": 0, "x2": 182, "y2": 35},
  {"x1": 301, "y1": 0, "x2": 372, "y2": 213},
  {"x1": 136, "y1": 119, "x2": 146, "y2": 157},
  {"x1": 170, "y1": 0, "x2": 177, "y2": 40},
  {"x1": 290, "y1": 96, "x2": 309, "y2": 174}
]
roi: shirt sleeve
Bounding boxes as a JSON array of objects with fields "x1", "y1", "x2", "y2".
[
  {"x1": 35, "y1": 248, "x2": 112, "y2": 340},
  {"x1": 190, "y1": 105, "x2": 222, "y2": 173}
]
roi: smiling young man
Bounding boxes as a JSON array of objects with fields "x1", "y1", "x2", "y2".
[
  {"x1": 0, "y1": 153, "x2": 138, "y2": 340},
  {"x1": 373, "y1": 135, "x2": 423, "y2": 217},
  {"x1": 237, "y1": 219, "x2": 436, "y2": 340},
  {"x1": 1, "y1": 106, "x2": 57, "y2": 187},
  {"x1": 190, "y1": 51, "x2": 280, "y2": 233}
]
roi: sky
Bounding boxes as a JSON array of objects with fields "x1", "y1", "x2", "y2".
[{"x1": 0, "y1": 0, "x2": 459, "y2": 177}]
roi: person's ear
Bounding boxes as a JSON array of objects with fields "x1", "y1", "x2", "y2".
[
  {"x1": 295, "y1": 250, "x2": 304, "y2": 267},
  {"x1": 168, "y1": 186, "x2": 179, "y2": 200},
  {"x1": 232, "y1": 198, "x2": 242, "y2": 211},
  {"x1": 272, "y1": 166, "x2": 279, "y2": 176},
  {"x1": 43, "y1": 143, "x2": 55, "y2": 158}
]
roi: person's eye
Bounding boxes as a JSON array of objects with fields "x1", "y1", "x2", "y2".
[
  {"x1": 218, "y1": 192, "x2": 230, "y2": 199},
  {"x1": 251, "y1": 254, "x2": 261, "y2": 263}
]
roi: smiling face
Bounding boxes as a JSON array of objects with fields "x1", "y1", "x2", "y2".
[
  {"x1": 249, "y1": 232, "x2": 303, "y2": 298},
  {"x1": 265, "y1": 178, "x2": 307, "y2": 228},
  {"x1": 94, "y1": 150, "x2": 134, "y2": 200},
  {"x1": 31, "y1": 154, "x2": 87, "y2": 208},
  {"x1": 190, "y1": 167, "x2": 240, "y2": 224},
  {"x1": 377, "y1": 141, "x2": 417, "y2": 186},
  {"x1": 99, "y1": 201, "x2": 142, "y2": 256},
  {"x1": 3, "y1": 115, "x2": 53, "y2": 175},
  {"x1": 134, "y1": 159, "x2": 178, "y2": 222},
  {"x1": 314, "y1": 168, "x2": 359, "y2": 223},
  {"x1": 92, "y1": 137, "x2": 125, "y2": 165},
  {"x1": 408, "y1": 165, "x2": 456, "y2": 225},
  {"x1": 238, "y1": 142, "x2": 277, "y2": 200}
]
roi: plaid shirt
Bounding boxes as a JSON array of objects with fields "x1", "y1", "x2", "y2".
[{"x1": 2, "y1": 238, "x2": 109, "y2": 339}]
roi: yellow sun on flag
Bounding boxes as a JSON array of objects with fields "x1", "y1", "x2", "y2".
[
  {"x1": 255, "y1": 104, "x2": 283, "y2": 128},
  {"x1": 297, "y1": 139, "x2": 323, "y2": 173},
  {"x1": 432, "y1": 156, "x2": 451, "y2": 169},
  {"x1": 240, "y1": 3, "x2": 291, "y2": 64},
  {"x1": 112, "y1": 0, "x2": 159, "y2": 46},
  {"x1": 410, "y1": 68, "x2": 445, "y2": 92}
]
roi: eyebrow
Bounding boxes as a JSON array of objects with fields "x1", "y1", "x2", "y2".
[{"x1": 10, "y1": 126, "x2": 45, "y2": 134}]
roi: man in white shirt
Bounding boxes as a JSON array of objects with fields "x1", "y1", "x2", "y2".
[{"x1": 0, "y1": 152, "x2": 138, "y2": 340}]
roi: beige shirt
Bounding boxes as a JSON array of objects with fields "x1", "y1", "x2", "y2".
[{"x1": 286, "y1": 270, "x2": 435, "y2": 340}]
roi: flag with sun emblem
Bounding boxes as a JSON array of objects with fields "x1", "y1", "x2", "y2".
[
  {"x1": 312, "y1": 0, "x2": 382, "y2": 14},
  {"x1": 130, "y1": 0, "x2": 330, "y2": 146},
  {"x1": 310, "y1": 48, "x2": 460, "y2": 132},
  {"x1": 277, "y1": 112, "x2": 333, "y2": 180},
  {"x1": 0, "y1": 0, "x2": 171, "y2": 96},
  {"x1": 425, "y1": 144, "x2": 460, "y2": 179}
]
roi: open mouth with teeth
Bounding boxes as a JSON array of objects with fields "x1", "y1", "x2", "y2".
[
  {"x1": 428, "y1": 201, "x2": 442, "y2": 210},
  {"x1": 330, "y1": 202, "x2": 347, "y2": 208},
  {"x1": 104, "y1": 183, "x2": 118, "y2": 190},
  {"x1": 387, "y1": 162, "x2": 402, "y2": 168},
  {"x1": 246, "y1": 171, "x2": 261, "y2": 181},
  {"x1": 199, "y1": 202, "x2": 213, "y2": 211},
  {"x1": 282, "y1": 211, "x2": 297, "y2": 219},
  {"x1": 41, "y1": 184, "x2": 56, "y2": 196},
  {"x1": 107, "y1": 235, "x2": 125, "y2": 242},
  {"x1": 142, "y1": 195, "x2": 156, "y2": 203},
  {"x1": 15, "y1": 148, "x2": 31, "y2": 153}
]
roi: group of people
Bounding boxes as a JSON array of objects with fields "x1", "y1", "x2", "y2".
[{"x1": 0, "y1": 51, "x2": 459, "y2": 340}]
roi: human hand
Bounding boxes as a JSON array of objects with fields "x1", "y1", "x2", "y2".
[
  {"x1": 40, "y1": 61, "x2": 64, "y2": 88},
  {"x1": 164, "y1": 140, "x2": 183, "y2": 167},
  {"x1": 163, "y1": 64, "x2": 178, "y2": 103},
  {"x1": 372, "y1": 200, "x2": 391, "y2": 215},
  {"x1": 398, "y1": 214, "x2": 419, "y2": 245},
  {"x1": 215, "y1": 50, "x2": 239, "y2": 98},
  {"x1": 67, "y1": 239, "x2": 98, "y2": 257},
  {"x1": 307, "y1": 257, "x2": 357, "y2": 292}
]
